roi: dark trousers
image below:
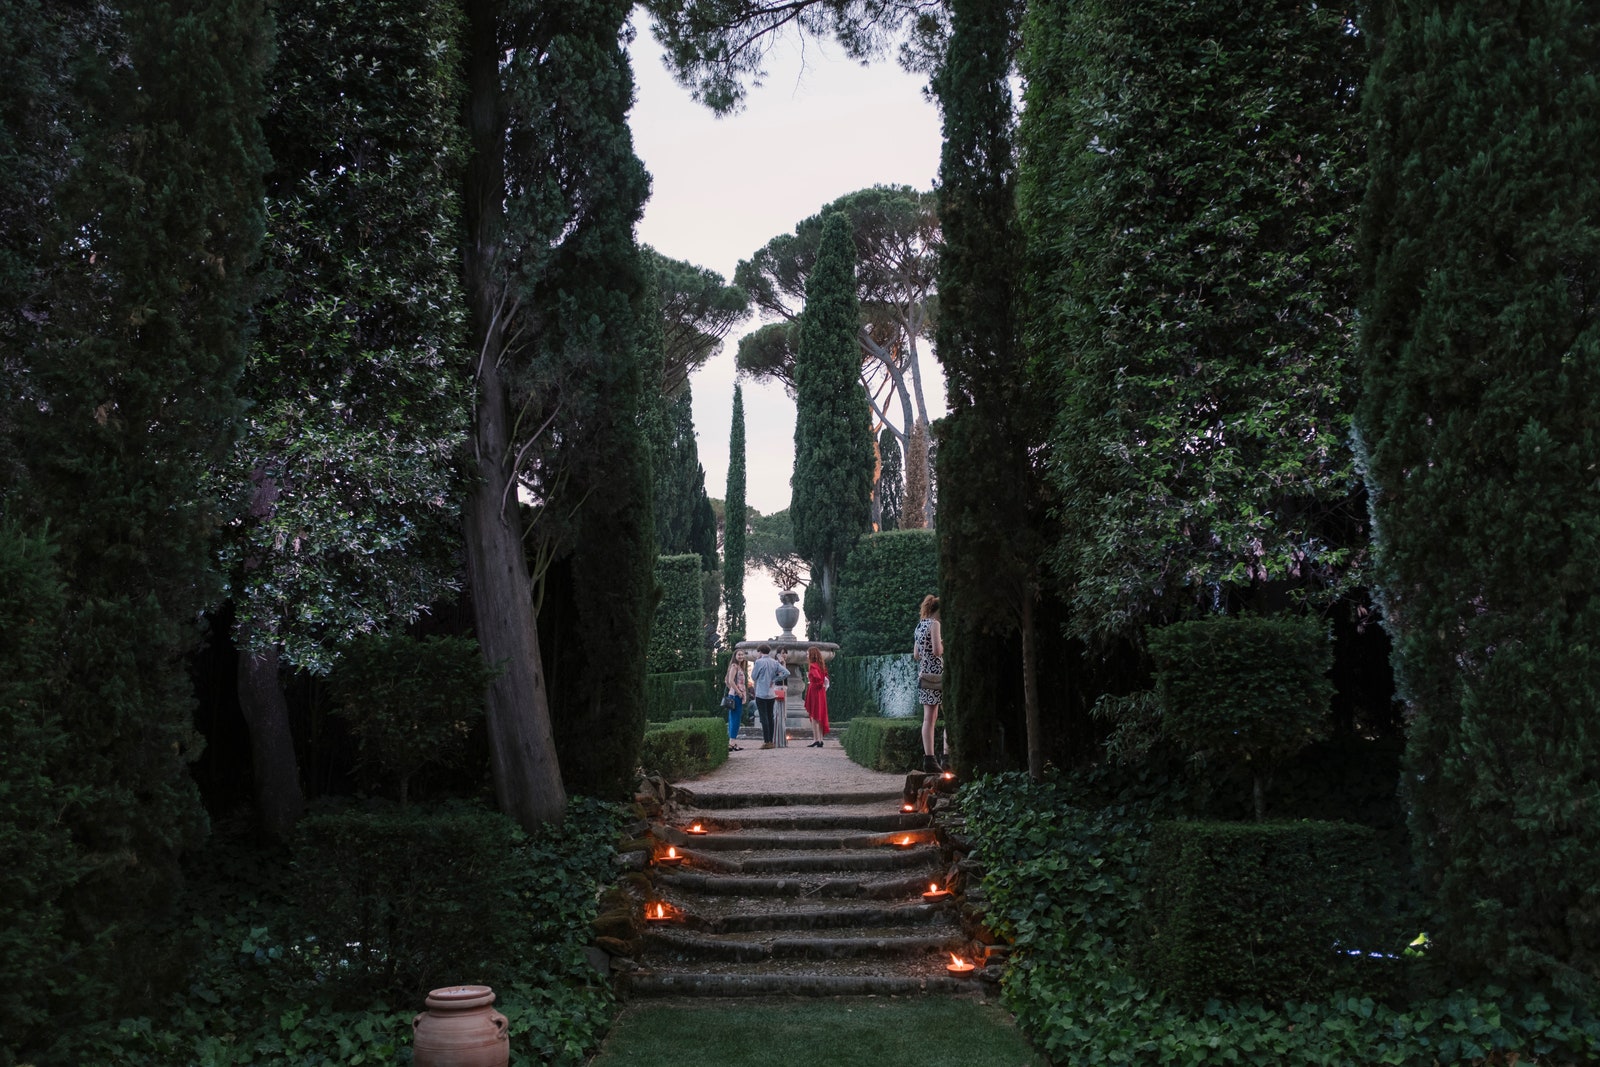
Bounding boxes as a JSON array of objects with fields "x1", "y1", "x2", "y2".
[{"x1": 755, "y1": 696, "x2": 776, "y2": 743}]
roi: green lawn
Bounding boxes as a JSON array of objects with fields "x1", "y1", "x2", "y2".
[{"x1": 589, "y1": 997, "x2": 1046, "y2": 1067}]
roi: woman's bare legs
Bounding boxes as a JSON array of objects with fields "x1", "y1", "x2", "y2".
[{"x1": 922, "y1": 703, "x2": 941, "y2": 760}]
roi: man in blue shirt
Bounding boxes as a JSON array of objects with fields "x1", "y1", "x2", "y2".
[{"x1": 748, "y1": 644, "x2": 790, "y2": 749}]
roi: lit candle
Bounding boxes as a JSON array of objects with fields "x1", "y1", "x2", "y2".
[
  {"x1": 645, "y1": 902, "x2": 673, "y2": 922},
  {"x1": 656, "y1": 846, "x2": 685, "y2": 866},
  {"x1": 897, "y1": 836, "x2": 913, "y2": 847},
  {"x1": 941, "y1": 771, "x2": 955, "y2": 781},
  {"x1": 946, "y1": 953, "x2": 976, "y2": 977},
  {"x1": 901, "y1": 802, "x2": 916, "y2": 813},
  {"x1": 686, "y1": 823, "x2": 707, "y2": 835},
  {"x1": 922, "y1": 882, "x2": 952, "y2": 901}
]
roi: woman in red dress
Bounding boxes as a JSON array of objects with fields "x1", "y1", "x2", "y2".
[{"x1": 803, "y1": 646, "x2": 830, "y2": 748}]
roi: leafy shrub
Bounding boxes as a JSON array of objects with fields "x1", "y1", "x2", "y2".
[
  {"x1": 961, "y1": 771, "x2": 1600, "y2": 1066},
  {"x1": 841, "y1": 715, "x2": 924, "y2": 772},
  {"x1": 329, "y1": 634, "x2": 495, "y2": 803},
  {"x1": 1149, "y1": 615, "x2": 1333, "y2": 818},
  {"x1": 835, "y1": 529, "x2": 939, "y2": 655},
  {"x1": 638, "y1": 717, "x2": 728, "y2": 779},
  {"x1": 1140, "y1": 820, "x2": 1397, "y2": 1004},
  {"x1": 826, "y1": 653, "x2": 918, "y2": 722},
  {"x1": 643, "y1": 666, "x2": 721, "y2": 723},
  {"x1": 648, "y1": 554, "x2": 704, "y2": 672}
]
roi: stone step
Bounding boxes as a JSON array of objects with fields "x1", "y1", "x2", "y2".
[
  {"x1": 676, "y1": 789, "x2": 903, "y2": 810},
  {"x1": 642, "y1": 927, "x2": 965, "y2": 962},
  {"x1": 665, "y1": 810, "x2": 928, "y2": 834},
  {"x1": 670, "y1": 900, "x2": 953, "y2": 934},
  {"x1": 666, "y1": 846, "x2": 939, "y2": 876},
  {"x1": 658, "y1": 827, "x2": 936, "y2": 851},
  {"x1": 655, "y1": 869, "x2": 940, "y2": 900},
  {"x1": 623, "y1": 969, "x2": 978, "y2": 998}
]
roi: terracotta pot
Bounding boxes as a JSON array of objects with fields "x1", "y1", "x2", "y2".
[{"x1": 413, "y1": 985, "x2": 509, "y2": 1067}]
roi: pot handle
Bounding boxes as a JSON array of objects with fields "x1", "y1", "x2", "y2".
[
  {"x1": 493, "y1": 1010, "x2": 509, "y2": 1036},
  {"x1": 412, "y1": 1012, "x2": 425, "y2": 1030}
]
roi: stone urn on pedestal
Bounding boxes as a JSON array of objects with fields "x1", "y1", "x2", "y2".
[
  {"x1": 775, "y1": 591, "x2": 801, "y2": 639},
  {"x1": 413, "y1": 985, "x2": 509, "y2": 1067}
]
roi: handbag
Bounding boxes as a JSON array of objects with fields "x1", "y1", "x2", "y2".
[
  {"x1": 772, "y1": 685, "x2": 787, "y2": 702},
  {"x1": 721, "y1": 693, "x2": 737, "y2": 711},
  {"x1": 919, "y1": 672, "x2": 943, "y2": 691}
]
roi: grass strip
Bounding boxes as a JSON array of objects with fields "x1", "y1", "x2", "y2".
[{"x1": 589, "y1": 996, "x2": 1045, "y2": 1067}]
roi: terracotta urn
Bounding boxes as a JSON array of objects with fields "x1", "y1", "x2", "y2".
[{"x1": 413, "y1": 985, "x2": 509, "y2": 1067}]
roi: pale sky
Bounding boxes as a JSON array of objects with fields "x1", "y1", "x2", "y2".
[{"x1": 626, "y1": 22, "x2": 948, "y2": 636}]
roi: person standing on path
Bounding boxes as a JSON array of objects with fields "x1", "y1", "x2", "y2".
[
  {"x1": 803, "y1": 646, "x2": 830, "y2": 747},
  {"x1": 912, "y1": 595, "x2": 944, "y2": 772},
  {"x1": 724, "y1": 649, "x2": 749, "y2": 752},
  {"x1": 749, "y1": 644, "x2": 789, "y2": 749}
]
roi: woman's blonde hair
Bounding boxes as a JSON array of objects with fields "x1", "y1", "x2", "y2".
[{"x1": 919, "y1": 594, "x2": 940, "y2": 619}]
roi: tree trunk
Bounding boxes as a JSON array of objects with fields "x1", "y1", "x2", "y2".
[
  {"x1": 462, "y1": 0, "x2": 566, "y2": 829},
  {"x1": 1020, "y1": 592, "x2": 1044, "y2": 780},
  {"x1": 235, "y1": 643, "x2": 304, "y2": 840}
]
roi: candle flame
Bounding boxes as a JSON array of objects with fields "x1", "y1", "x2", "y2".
[
  {"x1": 667, "y1": 846, "x2": 677, "y2": 859},
  {"x1": 652, "y1": 903, "x2": 664, "y2": 919},
  {"x1": 899, "y1": 836, "x2": 910, "y2": 846},
  {"x1": 902, "y1": 803, "x2": 914, "y2": 812},
  {"x1": 950, "y1": 954, "x2": 964, "y2": 966},
  {"x1": 930, "y1": 883, "x2": 939, "y2": 893},
  {"x1": 690, "y1": 823, "x2": 702, "y2": 832}
]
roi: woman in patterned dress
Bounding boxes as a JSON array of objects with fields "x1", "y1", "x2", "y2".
[{"x1": 912, "y1": 595, "x2": 943, "y2": 772}]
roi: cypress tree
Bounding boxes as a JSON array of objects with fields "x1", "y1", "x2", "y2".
[
  {"x1": 1357, "y1": 0, "x2": 1600, "y2": 995},
  {"x1": 933, "y1": 0, "x2": 1043, "y2": 774},
  {"x1": 723, "y1": 384, "x2": 748, "y2": 640},
  {"x1": 791, "y1": 212, "x2": 874, "y2": 637},
  {"x1": 8, "y1": 0, "x2": 270, "y2": 1021},
  {"x1": 877, "y1": 426, "x2": 904, "y2": 531}
]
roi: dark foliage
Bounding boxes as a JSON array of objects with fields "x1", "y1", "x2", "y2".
[
  {"x1": 723, "y1": 385, "x2": 748, "y2": 640},
  {"x1": 650, "y1": 554, "x2": 705, "y2": 672},
  {"x1": 638, "y1": 717, "x2": 730, "y2": 779},
  {"x1": 840, "y1": 715, "x2": 924, "y2": 772}
]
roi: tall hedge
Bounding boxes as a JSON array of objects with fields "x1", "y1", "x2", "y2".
[
  {"x1": 648, "y1": 554, "x2": 704, "y2": 673},
  {"x1": 836, "y1": 529, "x2": 940, "y2": 656},
  {"x1": 1357, "y1": 0, "x2": 1600, "y2": 996},
  {"x1": 1149, "y1": 616, "x2": 1333, "y2": 819},
  {"x1": 0, "y1": 522, "x2": 73, "y2": 1058},
  {"x1": 1022, "y1": 0, "x2": 1367, "y2": 640},
  {"x1": 4, "y1": 0, "x2": 271, "y2": 1033}
]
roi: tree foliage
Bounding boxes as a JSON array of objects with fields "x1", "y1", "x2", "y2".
[
  {"x1": 649, "y1": 554, "x2": 706, "y2": 672},
  {"x1": 1357, "y1": 0, "x2": 1600, "y2": 997},
  {"x1": 649, "y1": 246, "x2": 748, "y2": 397},
  {"x1": 1024, "y1": 0, "x2": 1368, "y2": 641},
  {"x1": 641, "y1": 0, "x2": 943, "y2": 114},
  {"x1": 226, "y1": 0, "x2": 471, "y2": 674},
  {"x1": 791, "y1": 212, "x2": 875, "y2": 636}
]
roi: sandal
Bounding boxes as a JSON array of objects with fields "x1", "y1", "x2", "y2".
[{"x1": 728, "y1": 744, "x2": 742, "y2": 752}]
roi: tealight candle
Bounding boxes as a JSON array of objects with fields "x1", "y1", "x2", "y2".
[
  {"x1": 946, "y1": 953, "x2": 976, "y2": 977},
  {"x1": 656, "y1": 846, "x2": 685, "y2": 866},
  {"x1": 901, "y1": 802, "x2": 916, "y2": 813},
  {"x1": 896, "y1": 835, "x2": 913, "y2": 847},
  {"x1": 685, "y1": 823, "x2": 708, "y2": 835},
  {"x1": 922, "y1": 882, "x2": 952, "y2": 901},
  {"x1": 644, "y1": 902, "x2": 674, "y2": 922}
]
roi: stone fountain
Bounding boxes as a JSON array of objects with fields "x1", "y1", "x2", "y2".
[{"x1": 733, "y1": 592, "x2": 838, "y2": 747}]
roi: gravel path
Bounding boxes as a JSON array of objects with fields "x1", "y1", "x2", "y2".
[{"x1": 672, "y1": 738, "x2": 908, "y2": 800}]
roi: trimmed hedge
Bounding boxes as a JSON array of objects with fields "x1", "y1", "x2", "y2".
[
  {"x1": 842, "y1": 716, "x2": 924, "y2": 772},
  {"x1": 826, "y1": 653, "x2": 918, "y2": 722},
  {"x1": 836, "y1": 529, "x2": 939, "y2": 656},
  {"x1": 1139, "y1": 819, "x2": 1396, "y2": 1004},
  {"x1": 293, "y1": 802, "x2": 539, "y2": 1001},
  {"x1": 639, "y1": 717, "x2": 728, "y2": 780},
  {"x1": 648, "y1": 554, "x2": 703, "y2": 672},
  {"x1": 1150, "y1": 615, "x2": 1333, "y2": 817},
  {"x1": 643, "y1": 667, "x2": 722, "y2": 723}
]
